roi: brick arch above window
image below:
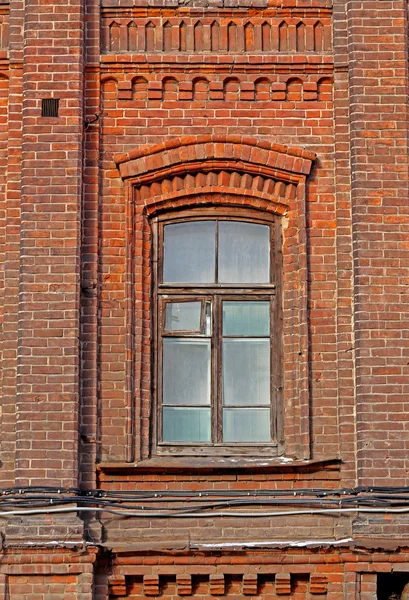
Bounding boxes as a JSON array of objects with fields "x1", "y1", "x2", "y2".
[
  {"x1": 115, "y1": 135, "x2": 316, "y2": 222},
  {"x1": 115, "y1": 135, "x2": 315, "y2": 185}
]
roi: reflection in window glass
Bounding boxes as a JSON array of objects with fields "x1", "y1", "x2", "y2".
[
  {"x1": 218, "y1": 221, "x2": 270, "y2": 283},
  {"x1": 223, "y1": 408, "x2": 270, "y2": 442},
  {"x1": 163, "y1": 339, "x2": 211, "y2": 406},
  {"x1": 222, "y1": 339, "x2": 270, "y2": 406},
  {"x1": 223, "y1": 301, "x2": 270, "y2": 336},
  {"x1": 163, "y1": 407, "x2": 211, "y2": 442},
  {"x1": 163, "y1": 221, "x2": 216, "y2": 283},
  {"x1": 165, "y1": 301, "x2": 202, "y2": 332}
]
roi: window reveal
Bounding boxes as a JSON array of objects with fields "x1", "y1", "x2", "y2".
[{"x1": 155, "y1": 216, "x2": 280, "y2": 452}]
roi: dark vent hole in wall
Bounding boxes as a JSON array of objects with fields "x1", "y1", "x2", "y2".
[
  {"x1": 377, "y1": 574, "x2": 409, "y2": 600},
  {"x1": 41, "y1": 98, "x2": 60, "y2": 117}
]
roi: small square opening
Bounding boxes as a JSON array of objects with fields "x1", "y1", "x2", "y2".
[{"x1": 41, "y1": 98, "x2": 60, "y2": 118}]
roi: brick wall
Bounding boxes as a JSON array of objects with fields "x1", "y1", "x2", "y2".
[{"x1": 0, "y1": 0, "x2": 408, "y2": 596}]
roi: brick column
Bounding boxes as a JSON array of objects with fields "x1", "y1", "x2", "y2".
[
  {"x1": 347, "y1": 1, "x2": 409, "y2": 486},
  {"x1": 15, "y1": 0, "x2": 84, "y2": 487}
]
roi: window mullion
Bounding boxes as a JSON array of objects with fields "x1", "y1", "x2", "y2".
[
  {"x1": 214, "y1": 221, "x2": 219, "y2": 443},
  {"x1": 215, "y1": 219, "x2": 219, "y2": 285},
  {"x1": 213, "y1": 294, "x2": 222, "y2": 444}
]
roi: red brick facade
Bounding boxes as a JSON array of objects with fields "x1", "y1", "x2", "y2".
[{"x1": 0, "y1": 0, "x2": 409, "y2": 598}]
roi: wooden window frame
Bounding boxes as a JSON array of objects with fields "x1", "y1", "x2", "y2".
[{"x1": 151, "y1": 207, "x2": 283, "y2": 457}]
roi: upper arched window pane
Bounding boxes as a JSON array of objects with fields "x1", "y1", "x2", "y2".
[{"x1": 162, "y1": 220, "x2": 270, "y2": 284}]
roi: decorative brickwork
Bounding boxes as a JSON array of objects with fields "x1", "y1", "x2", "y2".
[
  {"x1": 101, "y1": 12, "x2": 332, "y2": 55},
  {"x1": 109, "y1": 134, "x2": 314, "y2": 465},
  {"x1": 109, "y1": 576, "x2": 127, "y2": 597},
  {"x1": 143, "y1": 575, "x2": 160, "y2": 596},
  {"x1": 103, "y1": 73, "x2": 332, "y2": 103},
  {"x1": 242, "y1": 574, "x2": 258, "y2": 595},
  {"x1": 275, "y1": 573, "x2": 292, "y2": 595},
  {"x1": 176, "y1": 574, "x2": 192, "y2": 595},
  {"x1": 209, "y1": 573, "x2": 225, "y2": 595},
  {"x1": 309, "y1": 574, "x2": 328, "y2": 595}
]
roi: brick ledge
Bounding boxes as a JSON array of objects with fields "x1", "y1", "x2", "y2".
[{"x1": 97, "y1": 457, "x2": 341, "y2": 473}]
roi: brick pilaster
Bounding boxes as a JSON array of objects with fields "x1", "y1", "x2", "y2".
[
  {"x1": 15, "y1": 0, "x2": 85, "y2": 487},
  {"x1": 347, "y1": 0, "x2": 409, "y2": 486},
  {"x1": 1, "y1": 0, "x2": 24, "y2": 487}
]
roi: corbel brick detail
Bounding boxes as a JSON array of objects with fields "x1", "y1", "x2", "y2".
[
  {"x1": 275, "y1": 573, "x2": 291, "y2": 595},
  {"x1": 176, "y1": 574, "x2": 192, "y2": 595},
  {"x1": 117, "y1": 81, "x2": 132, "y2": 100},
  {"x1": 209, "y1": 573, "x2": 225, "y2": 595},
  {"x1": 242, "y1": 573, "x2": 258, "y2": 595},
  {"x1": 309, "y1": 574, "x2": 328, "y2": 595},
  {"x1": 272, "y1": 82, "x2": 286, "y2": 100},
  {"x1": 178, "y1": 82, "x2": 192, "y2": 101},
  {"x1": 303, "y1": 82, "x2": 318, "y2": 101},
  {"x1": 241, "y1": 82, "x2": 255, "y2": 101},
  {"x1": 109, "y1": 575, "x2": 127, "y2": 596},
  {"x1": 144, "y1": 574, "x2": 160, "y2": 596}
]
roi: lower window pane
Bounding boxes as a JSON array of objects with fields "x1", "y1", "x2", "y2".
[
  {"x1": 222, "y1": 339, "x2": 270, "y2": 405},
  {"x1": 163, "y1": 407, "x2": 211, "y2": 442},
  {"x1": 223, "y1": 408, "x2": 270, "y2": 442},
  {"x1": 163, "y1": 338, "x2": 211, "y2": 405}
]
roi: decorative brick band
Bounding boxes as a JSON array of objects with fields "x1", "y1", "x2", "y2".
[
  {"x1": 108, "y1": 75, "x2": 332, "y2": 104},
  {"x1": 101, "y1": 14, "x2": 332, "y2": 55},
  {"x1": 108, "y1": 569, "x2": 329, "y2": 598}
]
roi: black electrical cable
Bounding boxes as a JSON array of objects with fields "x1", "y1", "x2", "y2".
[
  {"x1": 3, "y1": 486, "x2": 409, "y2": 518},
  {"x1": 3, "y1": 494, "x2": 409, "y2": 515}
]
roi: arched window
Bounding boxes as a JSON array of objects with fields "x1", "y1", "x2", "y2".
[{"x1": 153, "y1": 208, "x2": 282, "y2": 455}]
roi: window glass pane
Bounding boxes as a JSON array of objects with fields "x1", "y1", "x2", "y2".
[
  {"x1": 163, "y1": 407, "x2": 211, "y2": 442},
  {"x1": 163, "y1": 221, "x2": 216, "y2": 283},
  {"x1": 218, "y1": 221, "x2": 270, "y2": 284},
  {"x1": 223, "y1": 408, "x2": 270, "y2": 442},
  {"x1": 223, "y1": 301, "x2": 270, "y2": 336},
  {"x1": 222, "y1": 339, "x2": 270, "y2": 405},
  {"x1": 165, "y1": 301, "x2": 202, "y2": 332},
  {"x1": 163, "y1": 339, "x2": 211, "y2": 405}
]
